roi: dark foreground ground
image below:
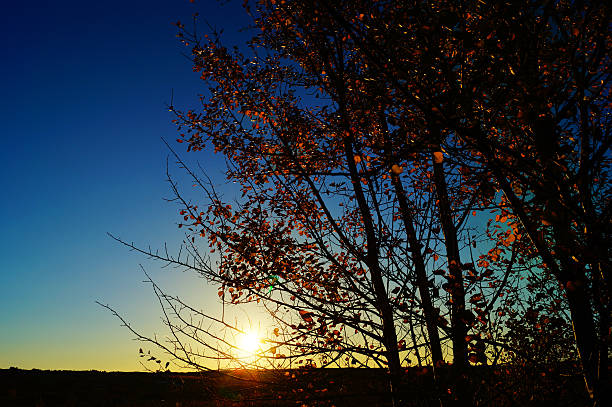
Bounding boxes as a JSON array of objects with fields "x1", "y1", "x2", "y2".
[{"x1": 1, "y1": 365, "x2": 589, "y2": 407}]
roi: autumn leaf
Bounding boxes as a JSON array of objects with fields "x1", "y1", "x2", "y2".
[
  {"x1": 470, "y1": 294, "x2": 483, "y2": 304},
  {"x1": 299, "y1": 310, "x2": 314, "y2": 323},
  {"x1": 391, "y1": 164, "x2": 403, "y2": 174},
  {"x1": 433, "y1": 151, "x2": 444, "y2": 164}
]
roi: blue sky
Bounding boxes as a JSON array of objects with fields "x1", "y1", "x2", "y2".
[
  {"x1": 0, "y1": 0, "x2": 507, "y2": 373},
  {"x1": 0, "y1": 0, "x2": 253, "y2": 371}
]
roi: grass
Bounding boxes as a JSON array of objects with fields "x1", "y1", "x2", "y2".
[{"x1": 1, "y1": 364, "x2": 589, "y2": 406}]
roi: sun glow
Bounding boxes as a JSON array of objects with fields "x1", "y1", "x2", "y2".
[{"x1": 237, "y1": 331, "x2": 262, "y2": 357}]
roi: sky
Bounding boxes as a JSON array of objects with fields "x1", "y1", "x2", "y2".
[{"x1": 0, "y1": 0, "x2": 255, "y2": 371}]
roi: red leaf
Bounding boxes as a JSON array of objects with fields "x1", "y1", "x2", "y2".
[
  {"x1": 470, "y1": 294, "x2": 483, "y2": 304},
  {"x1": 299, "y1": 310, "x2": 314, "y2": 323}
]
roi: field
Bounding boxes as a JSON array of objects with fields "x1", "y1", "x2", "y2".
[{"x1": 1, "y1": 366, "x2": 589, "y2": 406}]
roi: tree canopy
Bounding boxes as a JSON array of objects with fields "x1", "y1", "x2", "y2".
[{"x1": 109, "y1": 1, "x2": 610, "y2": 405}]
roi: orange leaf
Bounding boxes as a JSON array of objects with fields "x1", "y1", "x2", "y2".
[
  {"x1": 433, "y1": 151, "x2": 444, "y2": 164},
  {"x1": 391, "y1": 164, "x2": 403, "y2": 174}
]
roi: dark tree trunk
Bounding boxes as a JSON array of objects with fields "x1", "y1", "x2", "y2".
[
  {"x1": 430, "y1": 128, "x2": 467, "y2": 370},
  {"x1": 392, "y1": 174, "x2": 445, "y2": 368},
  {"x1": 466, "y1": 125, "x2": 607, "y2": 406},
  {"x1": 379, "y1": 111, "x2": 444, "y2": 371},
  {"x1": 343, "y1": 134, "x2": 404, "y2": 406},
  {"x1": 565, "y1": 277, "x2": 602, "y2": 404}
]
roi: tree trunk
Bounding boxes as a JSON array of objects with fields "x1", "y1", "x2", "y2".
[
  {"x1": 557, "y1": 239, "x2": 605, "y2": 406},
  {"x1": 343, "y1": 135, "x2": 404, "y2": 406},
  {"x1": 391, "y1": 174, "x2": 445, "y2": 368},
  {"x1": 565, "y1": 279, "x2": 602, "y2": 404},
  {"x1": 466, "y1": 126, "x2": 607, "y2": 406},
  {"x1": 430, "y1": 129, "x2": 467, "y2": 370},
  {"x1": 380, "y1": 110, "x2": 444, "y2": 371}
]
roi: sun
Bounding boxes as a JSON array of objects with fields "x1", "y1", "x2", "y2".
[{"x1": 237, "y1": 331, "x2": 262, "y2": 356}]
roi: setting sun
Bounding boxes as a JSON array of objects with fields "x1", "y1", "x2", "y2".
[{"x1": 237, "y1": 331, "x2": 262, "y2": 356}]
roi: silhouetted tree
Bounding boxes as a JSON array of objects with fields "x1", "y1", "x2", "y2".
[
  {"x1": 308, "y1": 0, "x2": 610, "y2": 402},
  {"x1": 106, "y1": 1, "x2": 608, "y2": 406}
]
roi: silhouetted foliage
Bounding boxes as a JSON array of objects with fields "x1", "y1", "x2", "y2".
[{"x1": 106, "y1": 1, "x2": 609, "y2": 406}]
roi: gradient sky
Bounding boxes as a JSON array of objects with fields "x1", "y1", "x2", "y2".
[{"x1": 0, "y1": 0, "x2": 254, "y2": 371}]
